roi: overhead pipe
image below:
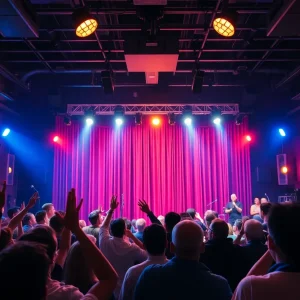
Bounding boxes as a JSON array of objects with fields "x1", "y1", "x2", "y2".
[{"x1": 276, "y1": 66, "x2": 300, "y2": 89}]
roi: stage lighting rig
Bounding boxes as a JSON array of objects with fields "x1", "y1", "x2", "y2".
[
  {"x1": 135, "y1": 113, "x2": 142, "y2": 125},
  {"x1": 114, "y1": 106, "x2": 125, "y2": 126},
  {"x1": 1, "y1": 128, "x2": 10, "y2": 137},
  {"x1": 168, "y1": 113, "x2": 176, "y2": 125},
  {"x1": 84, "y1": 108, "x2": 95, "y2": 126},
  {"x1": 72, "y1": 7, "x2": 98, "y2": 38},
  {"x1": 182, "y1": 106, "x2": 193, "y2": 126},
  {"x1": 64, "y1": 115, "x2": 72, "y2": 126},
  {"x1": 211, "y1": 109, "x2": 222, "y2": 125}
]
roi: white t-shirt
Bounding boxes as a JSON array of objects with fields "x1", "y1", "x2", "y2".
[
  {"x1": 99, "y1": 226, "x2": 147, "y2": 299},
  {"x1": 233, "y1": 272, "x2": 300, "y2": 300},
  {"x1": 47, "y1": 278, "x2": 98, "y2": 300},
  {"x1": 119, "y1": 255, "x2": 168, "y2": 300}
]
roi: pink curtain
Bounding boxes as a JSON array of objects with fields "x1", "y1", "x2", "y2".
[{"x1": 53, "y1": 116, "x2": 251, "y2": 220}]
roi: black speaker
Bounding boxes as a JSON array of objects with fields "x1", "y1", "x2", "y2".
[
  {"x1": 191, "y1": 70, "x2": 205, "y2": 93},
  {"x1": 101, "y1": 71, "x2": 115, "y2": 94}
]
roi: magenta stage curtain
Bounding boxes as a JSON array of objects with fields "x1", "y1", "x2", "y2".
[{"x1": 53, "y1": 116, "x2": 251, "y2": 220}]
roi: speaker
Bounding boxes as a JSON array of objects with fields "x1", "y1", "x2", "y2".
[
  {"x1": 276, "y1": 154, "x2": 288, "y2": 185},
  {"x1": 6, "y1": 154, "x2": 15, "y2": 186},
  {"x1": 101, "y1": 71, "x2": 115, "y2": 94},
  {"x1": 191, "y1": 70, "x2": 204, "y2": 93}
]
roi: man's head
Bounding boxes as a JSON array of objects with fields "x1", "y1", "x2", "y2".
[
  {"x1": 186, "y1": 208, "x2": 196, "y2": 219},
  {"x1": 136, "y1": 218, "x2": 146, "y2": 233},
  {"x1": 158, "y1": 215, "x2": 165, "y2": 226},
  {"x1": 110, "y1": 218, "x2": 126, "y2": 238},
  {"x1": 88, "y1": 210, "x2": 101, "y2": 227},
  {"x1": 23, "y1": 213, "x2": 36, "y2": 227},
  {"x1": 254, "y1": 198, "x2": 260, "y2": 205},
  {"x1": 165, "y1": 212, "x2": 181, "y2": 233},
  {"x1": 7, "y1": 206, "x2": 20, "y2": 219},
  {"x1": 171, "y1": 220, "x2": 204, "y2": 260},
  {"x1": 131, "y1": 219, "x2": 137, "y2": 229},
  {"x1": 260, "y1": 202, "x2": 272, "y2": 221},
  {"x1": 260, "y1": 197, "x2": 268, "y2": 204},
  {"x1": 0, "y1": 242, "x2": 50, "y2": 300},
  {"x1": 231, "y1": 194, "x2": 237, "y2": 202},
  {"x1": 209, "y1": 219, "x2": 229, "y2": 240},
  {"x1": 42, "y1": 203, "x2": 55, "y2": 218},
  {"x1": 143, "y1": 224, "x2": 167, "y2": 256},
  {"x1": 233, "y1": 219, "x2": 242, "y2": 234},
  {"x1": 267, "y1": 203, "x2": 300, "y2": 266},
  {"x1": 205, "y1": 213, "x2": 217, "y2": 227},
  {"x1": 35, "y1": 210, "x2": 48, "y2": 225},
  {"x1": 49, "y1": 214, "x2": 64, "y2": 234},
  {"x1": 244, "y1": 219, "x2": 264, "y2": 242},
  {"x1": 19, "y1": 224, "x2": 58, "y2": 263}
]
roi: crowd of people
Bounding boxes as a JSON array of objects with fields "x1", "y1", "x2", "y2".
[{"x1": 0, "y1": 180, "x2": 300, "y2": 300}]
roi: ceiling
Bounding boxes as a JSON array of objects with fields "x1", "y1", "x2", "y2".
[{"x1": 0, "y1": 0, "x2": 300, "y2": 114}]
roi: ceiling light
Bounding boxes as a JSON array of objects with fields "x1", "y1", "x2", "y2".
[
  {"x1": 182, "y1": 106, "x2": 193, "y2": 126},
  {"x1": 114, "y1": 106, "x2": 125, "y2": 126},
  {"x1": 213, "y1": 12, "x2": 237, "y2": 37},
  {"x1": 84, "y1": 108, "x2": 95, "y2": 126},
  {"x1": 211, "y1": 109, "x2": 222, "y2": 125},
  {"x1": 72, "y1": 7, "x2": 98, "y2": 38}
]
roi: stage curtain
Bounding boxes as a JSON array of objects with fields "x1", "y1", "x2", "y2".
[{"x1": 53, "y1": 116, "x2": 251, "y2": 220}]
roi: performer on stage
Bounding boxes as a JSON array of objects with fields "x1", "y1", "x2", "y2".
[{"x1": 224, "y1": 194, "x2": 243, "y2": 226}]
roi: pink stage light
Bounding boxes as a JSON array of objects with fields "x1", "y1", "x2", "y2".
[
  {"x1": 53, "y1": 136, "x2": 59, "y2": 143},
  {"x1": 152, "y1": 117, "x2": 161, "y2": 126},
  {"x1": 245, "y1": 135, "x2": 252, "y2": 142}
]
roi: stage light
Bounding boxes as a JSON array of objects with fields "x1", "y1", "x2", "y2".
[
  {"x1": 184, "y1": 117, "x2": 192, "y2": 126},
  {"x1": 182, "y1": 106, "x2": 193, "y2": 126},
  {"x1": 86, "y1": 118, "x2": 94, "y2": 126},
  {"x1": 281, "y1": 166, "x2": 288, "y2": 174},
  {"x1": 115, "y1": 118, "x2": 124, "y2": 126},
  {"x1": 152, "y1": 117, "x2": 160, "y2": 126},
  {"x1": 211, "y1": 109, "x2": 222, "y2": 125},
  {"x1": 245, "y1": 135, "x2": 252, "y2": 142},
  {"x1": 72, "y1": 7, "x2": 98, "y2": 38},
  {"x1": 2, "y1": 128, "x2": 10, "y2": 137},
  {"x1": 279, "y1": 128, "x2": 286, "y2": 137},
  {"x1": 213, "y1": 117, "x2": 221, "y2": 125},
  {"x1": 213, "y1": 11, "x2": 237, "y2": 37},
  {"x1": 84, "y1": 108, "x2": 95, "y2": 126},
  {"x1": 168, "y1": 113, "x2": 176, "y2": 125},
  {"x1": 135, "y1": 113, "x2": 142, "y2": 125},
  {"x1": 53, "y1": 136, "x2": 59, "y2": 143}
]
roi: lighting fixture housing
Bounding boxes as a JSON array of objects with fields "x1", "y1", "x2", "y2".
[
  {"x1": 213, "y1": 11, "x2": 237, "y2": 37},
  {"x1": 72, "y1": 7, "x2": 98, "y2": 38}
]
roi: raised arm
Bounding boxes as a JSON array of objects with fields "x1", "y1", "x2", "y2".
[
  {"x1": 102, "y1": 196, "x2": 119, "y2": 228},
  {"x1": 125, "y1": 229, "x2": 145, "y2": 249},
  {"x1": 60, "y1": 189, "x2": 118, "y2": 299},
  {"x1": 138, "y1": 199, "x2": 161, "y2": 225},
  {"x1": 8, "y1": 192, "x2": 38, "y2": 231}
]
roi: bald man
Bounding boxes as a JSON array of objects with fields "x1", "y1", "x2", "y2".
[
  {"x1": 134, "y1": 220, "x2": 232, "y2": 300},
  {"x1": 225, "y1": 194, "x2": 243, "y2": 226}
]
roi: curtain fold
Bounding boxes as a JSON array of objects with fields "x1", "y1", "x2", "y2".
[{"x1": 53, "y1": 116, "x2": 252, "y2": 220}]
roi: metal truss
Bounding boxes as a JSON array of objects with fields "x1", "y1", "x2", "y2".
[{"x1": 67, "y1": 104, "x2": 239, "y2": 116}]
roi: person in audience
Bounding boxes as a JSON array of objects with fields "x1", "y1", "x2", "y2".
[
  {"x1": 42, "y1": 203, "x2": 55, "y2": 220},
  {"x1": 205, "y1": 212, "x2": 217, "y2": 227},
  {"x1": 22, "y1": 212, "x2": 36, "y2": 233},
  {"x1": 186, "y1": 208, "x2": 206, "y2": 231},
  {"x1": 7, "y1": 206, "x2": 20, "y2": 220},
  {"x1": 233, "y1": 203, "x2": 300, "y2": 300},
  {"x1": 260, "y1": 202, "x2": 272, "y2": 231},
  {"x1": 250, "y1": 197, "x2": 261, "y2": 217},
  {"x1": 79, "y1": 219, "x2": 86, "y2": 228},
  {"x1": 260, "y1": 197, "x2": 268, "y2": 204},
  {"x1": 99, "y1": 196, "x2": 147, "y2": 298},
  {"x1": 119, "y1": 223, "x2": 168, "y2": 300},
  {"x1": 35, "y1": 210, "x2": 49, "y2": 225},
  {"x1": 64, "y1": 239, "x2": 98, "y2": 294},
  {"x1": 0, "y1": 227, "x2": 13, "y2": 251},
  {"x1": 131, "y1": 219, "x2": 137, "y2": 233},
  {"x1": 124, "y1": 218, "x2": 132, "y2": 230},
  {"x1": 200, "y1": 218, "x2": 244, "y2": 290},
  {"x1": 157, "y1": 215, "x2": 165, "y2": 226},
  {"x1": 83, "y1": 209, "x2": 102, "y2": 247},
  {"x1": 227, "y1": 223, "x2": 235, "y2": 240},
  {"x1": 225, "y1": 194, "x2": 243, "y2": 226},
  {"x1": 204, "y1": 209, "x2": 219, "y2": 218},
  {"x1": 6, "y1": 188, "x2": 118, "y2": 300},
  {"x1": 134, "y1": 220, "x2": 232, "y2": 300},
  {"x1": 134, "y1": 218, "x2": 146, "y2": 242},
  {"x1": 232, "y1": 219, "x2": 246, "y2": 245}
]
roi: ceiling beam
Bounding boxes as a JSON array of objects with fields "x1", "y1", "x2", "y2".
[
  {"x1": 0, "y1": 64, "x2": 28, "y2": 90},
  {"x1": 276, "y1": 66, "x2": 300, "y2": 89}
]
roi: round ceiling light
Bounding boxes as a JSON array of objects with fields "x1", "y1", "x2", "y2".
[
  {"x1": 72, "y1": 7, "x2": 98, "y2": 38},
  {"x1": 213, "y1": 12, "x2": 237, "y2": 37}
]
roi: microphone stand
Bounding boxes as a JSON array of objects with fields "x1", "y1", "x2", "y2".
[{"x1": 207, "y1": 199, "x2": 217, "y2": 208}]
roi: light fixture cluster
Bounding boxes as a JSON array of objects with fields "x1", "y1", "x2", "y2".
[{"x1": 72, "y1": 7, "x2": 98, "y2": 38}]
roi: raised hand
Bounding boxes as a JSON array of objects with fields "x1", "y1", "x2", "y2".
[
  {"x1": 20, "y1": 201, "x2": 25, "y2": 211},
  {"x1": 195, "y1": 212, "x2": 204, "y2": 222},
  {"x1": 138, "y1": 199, "x2": 151, "y2": 215},
  {"x1": 27, "y1": 192, "x2": 39, "y2": 209},
  {"x1": 0, "y1": 181, "x2": 6, "y2": 210},
  {"x1": 110, "y1": 196, "x2": 119, "y2": 211}
]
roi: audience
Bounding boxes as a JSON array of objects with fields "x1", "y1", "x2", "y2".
[
  {"x1": 82, "y1": 209, "x2": 102, "y2": 247},
  {"x1": 134, "y1": 218, "x2": 146, "y2": 242},
  {"x1": 134, "y1": 220, "x2": 232, "y2": 300},
  {"x1": 233, "y1": 203, "x2": 300, "y2": 300},
  {"x1": 261, "y1": 202, "x2": 272, "y2": 231},
  {"x1": 79, "y1": 219, "x2": 87, "y2": 228},
  {"x1": 186, "y1": 208, "x2": 207, "y2": 231},
  {"x1": 42, "y1": 203, "x2": 55, "y2": 220},
  {"x1": 99, "y1": 196, "x2": 147, "y2": 299},
  {"x1": 120, "y1": 224, "x2": 168, "y2": 300},
  {"x1": 22, "y1": 212, "x2": 36, "y2": 233},
  {"x1": 205, "y1": 211, "x2": 217, "y2": 227},
  {"x1": 35, "y1": 210, "x2": 49, "y2": 225},
  {"x1": 200, "y1": 218, "x2": 244, "y2": 290}
]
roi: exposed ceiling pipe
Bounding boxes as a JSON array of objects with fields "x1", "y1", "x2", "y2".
[
  {"x1": 276, "y1": 66, "x2": 300, "y2": 89},
  {"x1": 0, "y1": 64, "x2": 28, "y2": 90}
]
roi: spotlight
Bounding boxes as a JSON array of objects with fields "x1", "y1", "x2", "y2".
[
  {"x1": 279, "y1": 128, "x2": 286, "y2": 137},
  {"x1": 114, "y1": 106, "x2": 124, "y2": 126},
  {"x1": 281, "y1": 166, "x2": 288, "y2": 174},
  {"x1": 64, "y1": 116, "x2": 72, "y2": 126},
  {"x1": 245, "y1": 135, "x2": 252, "y2": 142},
  {"x1": 135, "y1": 113, "x2": 142, "y2": 125},
  {"x1": 182, "y1": 106, "x2": 193, "y2": 126},
  {"x1": 184, "y1": 117, "x2": 192, "y2": 126},
  {"x1": 168, "y1": 113, "x2": 176, "y2": 125},
  {"x1": 152, "y1": 117, "x2": 160, "y2": 126},
  {"x1": 2, "y1": 128, "x2": 10, "y2": 137},
  {"x1": 235, "y1": 114, "x2": 244, "y2": 125},
  {"x1": 211, "y1": 109, "x2": 222, "y2": 125},
  {"x1": 53, "y1": 136, "x2": 59, "y2": 143},
  {"x1": 84, "y1": 108, "x2": 95, "y2": 126},
  {"x1": 213, "y1": 11, "x2": 237, "y2": 37},
  {"x1": 86, "y1": 118, "x2": 94, "y2": 126},
  {"x1": 72, "y1": 7, "x2": 98, "y2": 38}
]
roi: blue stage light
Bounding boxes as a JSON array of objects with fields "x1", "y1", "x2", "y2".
[
  {"x1": 115, "y1": 117, "x2": 124, "y2": 126},
  {"x1": 279, "y1": 128, "x2": 286, "y2": 137},
  {"x1": 85, "y1": 117, "x2": 94, "y2": 126},
  {"x1": 2, "y1": 128, "x2": 10, "y2": 137},
  {"x1": 184, "y1": 117, "x2": 192, "y2": 126}
]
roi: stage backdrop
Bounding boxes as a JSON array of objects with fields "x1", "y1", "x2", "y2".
[{"x1": 53, "y1": 116, "x2": 252, "y2": 220}]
